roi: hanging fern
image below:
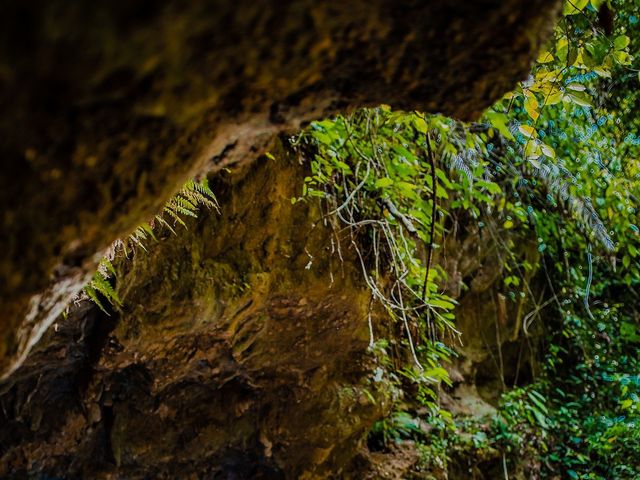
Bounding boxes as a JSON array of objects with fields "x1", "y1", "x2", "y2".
[
  {"x1": 124, "y1": 178, "x2": 218, "y2": 252},
  {"x1": 81, "y1": 177, "x2": 218, "y2": 311},
  {"x1": 84, "y1": 258, "x2": 122, "y2": 314}
]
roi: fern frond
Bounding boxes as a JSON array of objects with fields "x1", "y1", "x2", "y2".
[
  {"x1": 131, "y1": 226, "x2": 148, "y2": 242},
  {"x1": 82, "y1": 259, "x2": 122, "y2": 314},
  {"x1": 129, "y1": 232, "x2": 149, "y2": 252},
  {"x1": 450, "y1": 154, "x2": 473, "y2": 184},
  {"x1": 183, "y1": 179, "x2": 220, "y2": 212},
  {"x1": 84, "y1": 285, "x2": 109, "y2": 314},
  {"x1": 163, "y1": 207, "x2": 188, "y2": 228},
  {"x1": 534, "y1": 166, "x2": 614, "y2": 251},
  {"x1": 138, "y1": 223, "x2": 157, "y2": 241},
  {"x1": 90, "y1": 274, "x2": 122, "y2": 307},
  {"x1": 98, "y1": 258, "x2": 116, "y2": 277},
  {"x1": 165, "y1": 200, "x2": 198, "y2": 219},
  {"x1": 154, "y1": 214, "x2": 177, "y2": 235},
  {"x1": 82, "y1": 177, "x2": 219, "y2": 312},
  {"x1": 171, "y1": 196, "x2": 199, "y2": 215}
]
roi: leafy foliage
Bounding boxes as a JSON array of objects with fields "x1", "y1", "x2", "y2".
[{"x1": 293, "y1": 108, "x2": 513, "y2": 411}]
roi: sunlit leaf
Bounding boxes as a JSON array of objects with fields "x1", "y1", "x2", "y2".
[
  {"x1": 524, "y1": 92, "x2": 540, "y2": 121},
  {"x1": 614, "y1": 35, "x2": 630, "y2": 51},
  {"x1": 486, "y1": 110, "x2": 515, "y2": 141},
  {"x1": 563, "y1": 0, "x2": 588, "y2": 15},
  {"x1": 519, "y1": 124, "x2": 537, "y2": 139}
]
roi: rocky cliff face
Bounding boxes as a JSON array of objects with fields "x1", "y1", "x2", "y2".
[
  {"x1": 0, "y1": 0, "x2": 560, "y2": 377},
  {"x1": 0, "y1": 1, "x2": 561, "y2": 478},
  {"x1": 0, "y1": 146, "x2": 390, "y2": 478}
]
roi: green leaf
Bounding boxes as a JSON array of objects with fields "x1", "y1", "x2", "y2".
[
  {"x1": 486, "y1": 111, "x2": 514, "y2": 141},
  {"x1": 374, "y1": 177, "x2": 394, "y2": 189},
  {"x1": 563, "y1": 0, "x2": 588, "y2": 15},
  {"x1": 566, "y1": 92, "x2": 593, "y2": 108},
  {"x1": 567, "y1": 46, "x2": 578, "y2": 66},
  {"x1": 532, "y1": 408, "x2": 548, "y2": 428},
  {"x1": 429, "y1": 298, "x2": 456, "y2": 310},
  {"x1": 435, "y1": 168, "x2": 454, "y2": 189},
  {"x1": 594, "y1": 67, "x2": 612, "y2": 78},
  {"x1": 614, "y1": 35, "x2": 630, "y2": 51},
  {"x1": 566, "y1": 83, "x2": 586, "y2": 92},
  {"x1": 581, "y1": 49, "x2": 596, "y2": 68},
  {"x1": 476, "y1": 180, "x2": 502, "y2": 195},
  {"x1": 527, "y1": 391, "x2": 548, "y2": 414},
  {"x1": 333, "y1": 160, "x2": 352, "y2": 173}
]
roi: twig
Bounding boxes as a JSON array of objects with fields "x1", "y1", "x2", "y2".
[
  {"x1": 422, "y1": 131, "x2": 437, "y2": 301},
  {"x1": 502, "y1": 453, "x2": 509, "y2": 480}
]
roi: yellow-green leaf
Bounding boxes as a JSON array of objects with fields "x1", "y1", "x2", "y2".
[
  {"x1": 374, "y1": 177, "x2": 394, "y2": 189},
  {"x1": 546, "y1": 90, "x2": 564, "y2": 105},
  {"x1": 541, "y1": 143, "x2": 556, "y2": 159},
  {"x1": 536, "y1": 50, "x2": 554, "y2": 64},
  {"x1": 556, "y1": 37, "x2": 569, "y2": 62},
  {"x1": 524, "y1": 92, "x2": 540, "y2": 121},
  {"x1": 486, "y1": 111, "x2": 515, "y2": 141},
  {"x1": 563, "y1": 0, "x2": 588, "y2": 15},
  {"x1": 615, "y1": 50, "x2": 632, "y2": 65},
  {"x1": 525, "y1": 142, "x2": 542, "y2": 160},
  {"x1": 614, "y1": 35, "x2": 630, "y2": 51},
  {"x1": 413, "y1": 116, "x2": 428, "y2": 134},
  {"x1": 519, "y1": 125, "x2": 537, "y2": 139}
]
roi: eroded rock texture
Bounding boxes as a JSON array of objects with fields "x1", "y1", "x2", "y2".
[
  {"x1": 0, "y1": 0, "x2": 561, "y2": 376},
  {"x1": 0, "y1": 140, "x2": 547, "y2": 479},
  {"x1": 0, "y1": 147, "x2": 394, "y2": 479}
]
